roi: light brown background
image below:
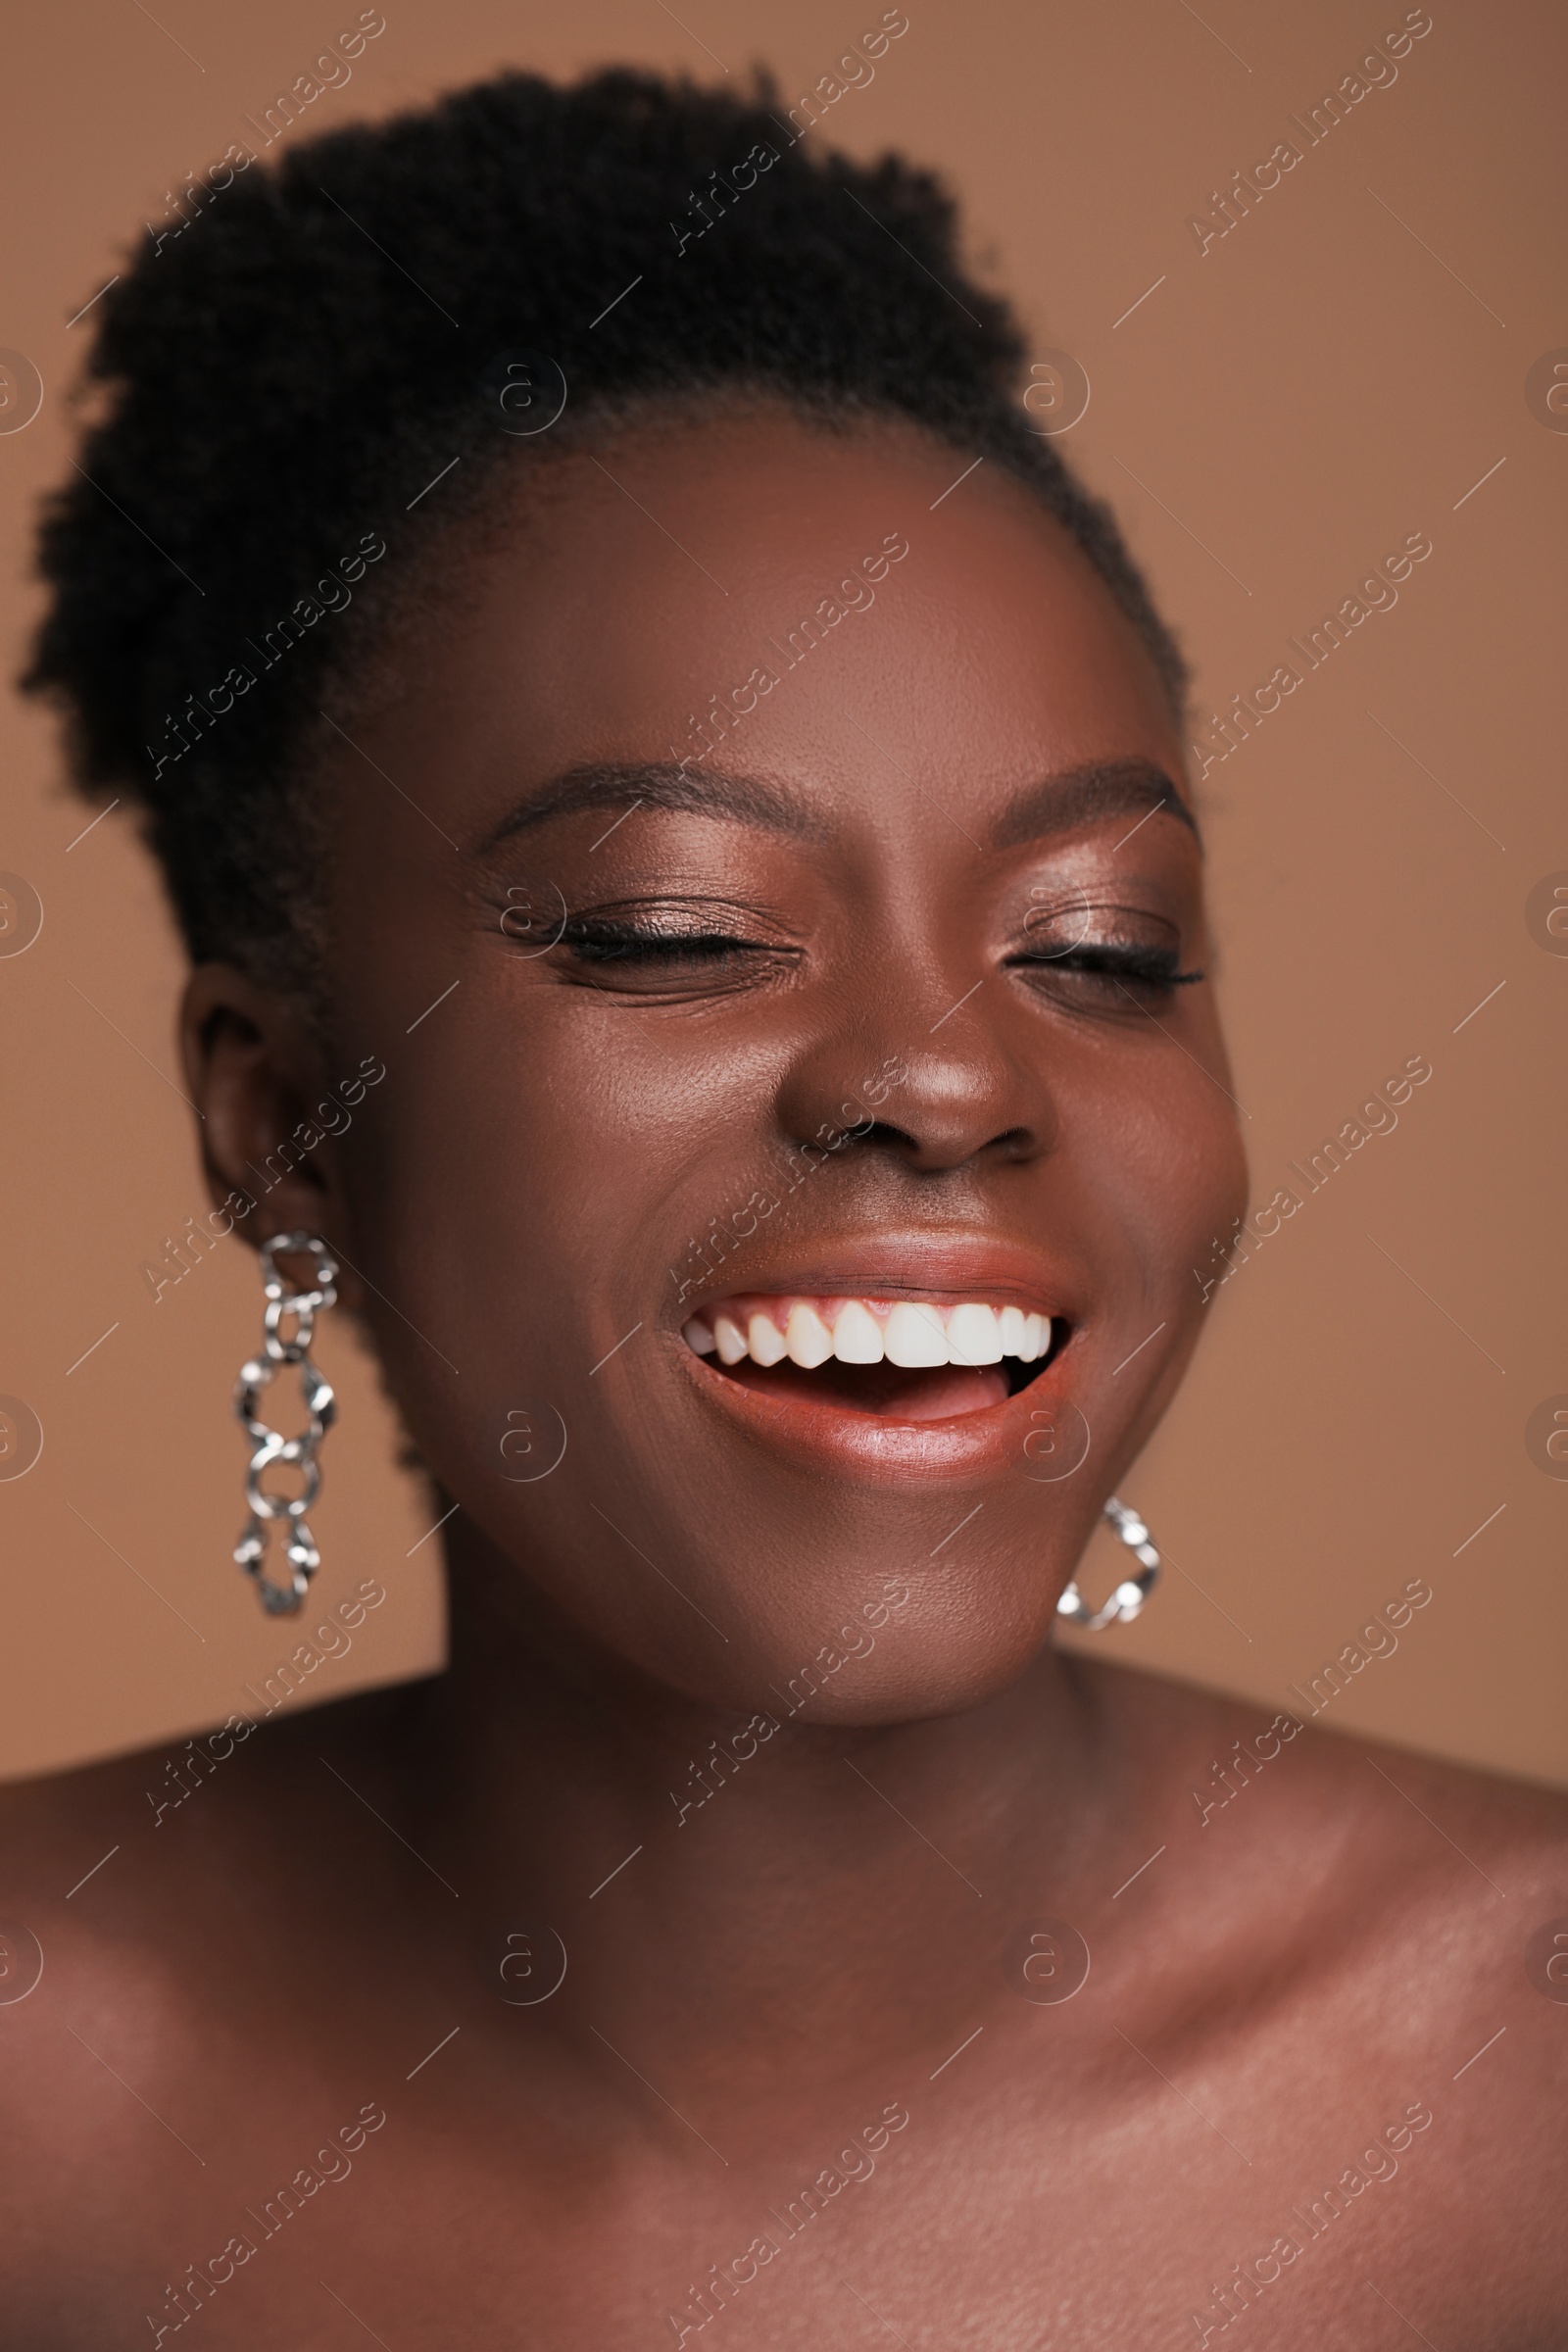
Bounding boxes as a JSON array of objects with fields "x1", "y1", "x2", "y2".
[{"x1": 3, "y1": 0, "x2": 1562, "y2": 1784}]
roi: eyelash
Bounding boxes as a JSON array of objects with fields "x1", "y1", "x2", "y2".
[
  {"x1": 557, "y1": 921, "x2": 1201, "y2": 999},
  {"x1": 560, "y1": 918, "x2": 764, "y2": 966},
  {"x1": 1006, "y1": 942, "x2": 1203, "y2": 995}
]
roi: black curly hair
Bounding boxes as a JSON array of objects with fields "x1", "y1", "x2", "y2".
[{"x1": 24, "y1": 64, "x2": 1187, "y2": 1001}]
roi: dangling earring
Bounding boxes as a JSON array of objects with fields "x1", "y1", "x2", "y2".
[
  {"x1": 233, "y1": 1233, "x2": 337, "y2": 1617},
  {"x1": 1055, "y1": 1496, "x2": 1161, "y2": 1632}
]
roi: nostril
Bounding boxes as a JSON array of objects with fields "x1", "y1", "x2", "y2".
[
  {"x1": 863, "y1": 1117, "x2": 1046, "y2": 1176},
  {"x1": 842, "y1": 1119, "x2": 917, "y2": 1155},
  {"x1": 827, "y1": 1119, "x2": 1035, "y2": 1170}
]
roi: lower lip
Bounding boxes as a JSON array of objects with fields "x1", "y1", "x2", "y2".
[{"x1": 673, "y1": 1341, "x2": 1071, "y2": 1482}]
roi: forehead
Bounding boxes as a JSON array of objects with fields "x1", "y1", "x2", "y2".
[{"x1": 345, "y1": 410, "x2": 1183, "y2": 845}]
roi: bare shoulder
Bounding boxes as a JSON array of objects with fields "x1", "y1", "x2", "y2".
[
  {"x1": 1272, "y1": 1690, "x2": 1568, "y2": 1897},
  {"x1": 1283, "y1": 1713, "x2": 1568, "y2": 2047},
  {"x1": 0, "y1": 1737, "x2": 169, "y2": 1912},
  {"x1": 0, "y1": 1719, "x2": 274, "y2": 2051},
  {"x1": 0, "y1": 1674, "x2": 429, "y2": 1929},
  {"x1": 0, "y1": 1739, "x2": 210, "y2": 2265},
  {"x1": 1082, "y1": 1662, "x2": 1568, "y2": 2342},
  {"x1": 1353, "y1": 1726, "x2": 1568, "y2": 1905},
  {"x1": 1087, "y1": 1649, "x2": 1568, "y2": 1897},
  {"x1": 0, "y1": 1681, "x2": 426, "y2": 2071},
  {"x1": 1264, "y1": 1694, "x2": 1568, "y2": 1960},
  {"x1": 1085, "y1": 1656, "x2": 1568, "y2": 2077}
]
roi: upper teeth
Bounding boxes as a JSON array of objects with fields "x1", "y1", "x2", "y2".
[{"x1": 682, "y1": 1297, "x2": 1052, "y2": 1371}]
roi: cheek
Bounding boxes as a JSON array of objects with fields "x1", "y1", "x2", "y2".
[
  {"x1": 1156, "y1": 1003, "x2": 1250, "y2": 1256},
  {"x1": 336, "y1": 967, "x2": 775, "y2": 1463},
  {"x1": 349, "y1": 990, "x2": 672, "y2": 1312},
  {"x1": 1071, "y1": 1038, "x2": 1248, "y2": 1303},
  {"x1": 1195, "y1": 1095, "x2": 1250, "y2": 1250}
]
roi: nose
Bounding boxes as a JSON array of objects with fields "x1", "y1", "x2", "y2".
[{"x1": 773, "y1": 985, "x2": 1054, "y2": 1177}]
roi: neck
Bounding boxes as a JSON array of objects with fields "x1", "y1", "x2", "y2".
[{"x1": 401, "y1": 1517, "x2": 1127, "y2": 2094}]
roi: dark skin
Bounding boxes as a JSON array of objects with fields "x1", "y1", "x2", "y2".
[{"x1": 3, "y1": 408, "x2": 1564, "y2": 2348}]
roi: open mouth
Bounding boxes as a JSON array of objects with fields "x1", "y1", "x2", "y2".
[{"x1": 681, "y1": 1294, "x2": 1061, "y2": 1422}]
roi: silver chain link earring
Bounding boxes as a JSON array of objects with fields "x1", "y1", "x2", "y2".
[
  {"x1": 233, "y1": 1233, "x2": 338, "y2": 1617},
  {"x1": 1056, "y1": 1496, "x2": 1161, "y2": 1632}
]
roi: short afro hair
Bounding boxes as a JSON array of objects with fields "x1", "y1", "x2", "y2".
[{"x1": 25, "y1": 65, "x2": 1187, "y2": 998}]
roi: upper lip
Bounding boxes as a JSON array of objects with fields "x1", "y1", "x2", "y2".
[{"x1": 668, "y1": 1234, "x2": 1076, "y2": 1325}]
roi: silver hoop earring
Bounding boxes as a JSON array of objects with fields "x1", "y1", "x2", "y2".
[
  {"x1": 1055, "y1": 1496, "x2": 1160, "y2": 1633},
  {"x1": 233, "y1": 1233, "x2": 338, "y2": 1618}
]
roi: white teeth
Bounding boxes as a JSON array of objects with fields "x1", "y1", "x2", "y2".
[
  {"x1": 747, "y1": 1311, "x2": 787, "y2": 1366},
  {"x1": 946, "y1": 1302, "x2": 1003, "y2": 1364},
  {"x1": 784, "y1": 1301, "x2": 834, "y2": 1368},
  {"x1": 713, "y1": 1312, "x2": 749, "y2": 1366},
  {"x1": 831, "y1": 1300, "x2": 885, "y2": 1363},
  {"x1": 685, "y1": 1297, "x2": 1053, "y2": 1369},
  {"x1": 883, "y1": 1301, "x2": 950, "y2": 1368}
]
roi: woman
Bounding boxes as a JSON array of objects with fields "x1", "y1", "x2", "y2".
[{"x1": 6, "y1": 66, "x2": 1562, "y2": 2348}]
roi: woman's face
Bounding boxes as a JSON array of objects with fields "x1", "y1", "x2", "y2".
[{"x1": 253, "y1": 408, "x2": 1247, "y2": 1718}]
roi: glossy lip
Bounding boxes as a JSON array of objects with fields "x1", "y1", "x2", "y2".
[{"x1": 665, "y1": 1235, "x2": 1085, "y2": 1483}]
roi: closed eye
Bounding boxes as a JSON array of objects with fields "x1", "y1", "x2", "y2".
[
  {"x1": 1007, "y1": 941, "x2": 1203, "y2": 994},
  {"x1": 561, "y1": 918, "x2": 766, "y2": 966}
]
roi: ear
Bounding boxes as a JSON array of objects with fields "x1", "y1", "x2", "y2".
[{"x1": 179, "y1": 964, "x2": 363, "y2": 1305}]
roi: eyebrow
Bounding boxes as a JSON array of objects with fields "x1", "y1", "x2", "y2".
[
  {"x1": 987, "y1": 759, "x2": 1200, "y2": 851},
  {"x1": 475, "y1": 761, "x2": 831, "y2": 853},
  {"x1": 474, "y1": 753, "x2": 1199, "y2": 856}
]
